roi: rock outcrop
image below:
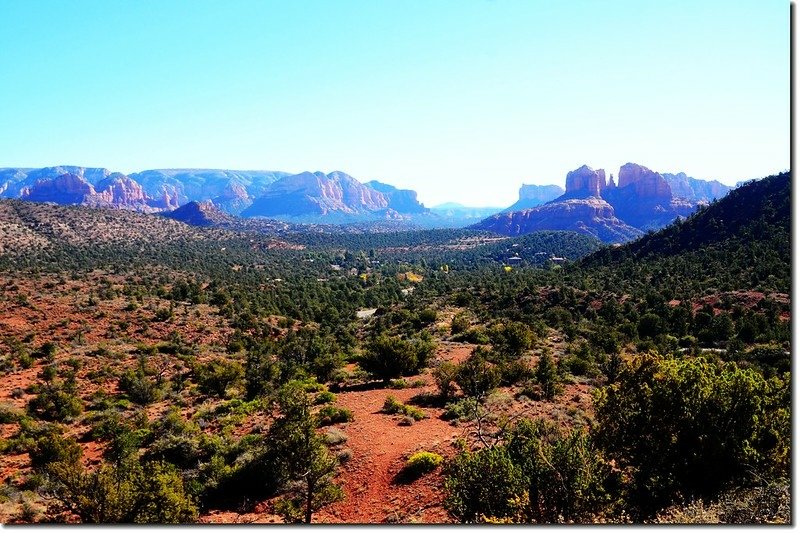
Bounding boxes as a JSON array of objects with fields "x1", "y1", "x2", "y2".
[
  {"x1": 365, "y1": 181, "x2": 428, "y2": 214},
  {"x1": 91, "y1": 174, "x2": 149, "y2": 207},
  {"x1": 242, "y1": 171, "x2": 391, "y2": 218},
  {"x1": 163, "y1": 200, "x2": 235, "y2": 226},
  {"x1": 472, "y1": 197, "x2": 642, "y2": 243},
  {"x1": 565, "y1": 165, "x2": 607, "y2": 197},
  {"x1": 21, "y1": 173, "x2": 97, "y2": 204},
  {"x1": 211, "y1": 182, "x2": 252, "y2": 214},
  {"x1": 603, "y1": 163, "x2": 694, "y2": 230},
  {"x1": 662, "y1": 172, "x2": 732, "y2": 202},
  {"x1": 617, "y1": 163, "x2": 672, "y2": 200},
  {"x1": 505, "y1": 184, "x2": 564, "y2": 211},
  {"x1": 478, "y1": 161, "x2": 735, "y2": 242}
]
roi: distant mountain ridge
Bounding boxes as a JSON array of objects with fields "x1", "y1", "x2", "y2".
[
  {"x1": 0, "y1": 166, "x2": 428, "y2": 222},
  {"x1": 1, "y1": 164, "x2": 739, "y2": 234}
]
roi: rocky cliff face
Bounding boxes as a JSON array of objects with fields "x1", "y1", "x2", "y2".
[
  {"x1": 21, "y1": 172, "x2": 164, "y2": 211},
  {"x1": 662, "y1": 172, "x2": 732, "y2": 202},
  {"x1": 603, "y1": 163, "x2": 694, "y2": 230},
  {"x1": 506, "y1": 184, "x2": 564, "y2": 211},
  {"x1": 242, "y1": 171, "x2": 391, "y2": 218},
  {"x1": 211, "y1": 182, "x2": 252, "y2": 214},
  {"x1": 472, "y1": 197, "x2": 642, "y2": 243},
  {"x1": 21, "y1": 173, "x2": 97, "y2": 204},
  {"x1": 365, "y1": 180, "x2": 428, "y2": 214},
  {"x1": 565, "y1": 165, "x2": 607, "y2": 197},
  {"x1": 0, "y1": 166, "x2": 429, "y2": 221},
  {"x1": 617, "y1": 163, "x2": 673, "y2": 200},
  {"x1": 479, "y1": 161, "x2": 734, "y2": 242},
  {"x1": 91, "y1": 175, "x2": 149, "y2": 207},
  {"x1": 129, "y1": 169, "x2": 288, "y2": 208}
]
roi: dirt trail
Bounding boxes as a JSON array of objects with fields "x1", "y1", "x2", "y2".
[{"x1": 316, "y1": 384, "x2": 460, "y2": 523}]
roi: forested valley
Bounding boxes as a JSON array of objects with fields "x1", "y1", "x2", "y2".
[{"x1": 0, "y1": 172, "x2": 789, "y2": 524}]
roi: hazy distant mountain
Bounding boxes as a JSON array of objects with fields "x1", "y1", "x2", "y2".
[
  {"x1": 505, "y1": 184, "x2": 564, "y2": 211},
  {"x1": 1, "y1": 164, "x2": 740, "y2": 233},
  {"x1": 0, "y1": 166, "x2": 113, "y2": 198},
  {"x1": 128, "y1": 169, "x2": 289, "y2": 211},
  {"x1": 661, "y1": 172, "x2": 732, "y2": 202},
  {"x1": 0, "y1": 166, "x2": 289, "y2": 214},
  {"x1": 241, "y1": 171, "x2": 425, "y2": 221},
  {"x1": 17, "y1": 171, "x2": 169, "y2": 212},
  {"x1": 430, "y1": 202, "x2": 502, "y2": 218},
  {"x1": 365, "y1": 180, "x2": 428, "y2": 214}
]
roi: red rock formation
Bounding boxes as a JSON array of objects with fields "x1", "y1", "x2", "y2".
[
  {"x1": 565, "y1": 165, "x2": 606, "y2": 197},
  {"x1": 617, "y1": 163, "x2": 672, "y2": 200},
  {"x1": 472, "y1": 197, "x2": 643, "y2": 243},
  {"x1": 243, "y1": 171, "x2": 391, "y2": 217},
  {"x1": 92, "y1": 175, "x2": 149, "y2": 207},
  {"x1": 21, "y1": 173, "x2": 96, "y2": 204}
]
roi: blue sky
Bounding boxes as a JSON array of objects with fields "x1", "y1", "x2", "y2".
[{"x1": 0, "y1": 0, "x2": 789, "y2": 206}]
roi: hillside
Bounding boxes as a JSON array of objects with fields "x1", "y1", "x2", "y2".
[
  {"x1": 162, "y1": 201, "x2": 236, "y2": 227},
  {"x1": 581, "y1": 171, "x2": 790, "y2": 296},
  {"x1": 0, "y1": 199, "x2": 300, "y2": 269},
  {"x1": 586, "y1": 171, "x2": 789, "y2": 262},
  {"x1": 472, "y1": 197, "x2": 643, "y2": 244}
]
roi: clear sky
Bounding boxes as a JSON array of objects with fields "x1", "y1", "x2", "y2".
[{"x1": 0, "y1": 0, "x2": 789, "y2": 207}]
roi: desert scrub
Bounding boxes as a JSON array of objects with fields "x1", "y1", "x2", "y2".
[
  {"x1": 323, "y1": 428, "x2": 348, "y2": 446},
  {"x1": 382, "y1": 395, "x2": 405, "y2": 414},
  {"x1": 314, "y1": 390, "x2": 337, "y2": 404},
  {"x1": 388, "y1": 378, "x2": 409, "y2": 389},
  {"x1": 382, "y1": 396, "x2": 426, "y2": 421},
  {"x1": 442, "y1": 398, "x2": 479, "y2": 422},
  {"x1": 402, "y1": 451, "x2": 443, "y2": 479},
  {"x1": 316, "y1": 405, "x2": 353, "y2": 427}
]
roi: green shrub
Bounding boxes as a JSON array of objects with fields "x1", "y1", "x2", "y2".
[
  {"x1": 594, "y1": 354, "x2": 790, "y2": 519},
  {"x1": 452, "y1": 327, "x2": 490, "y2": 345},
  {"x1": 444, "y1": 446, "x2": 524, "y2": 523},
  {"x1": 382, "y1": 396, "x2": 426, "y2": 421},
  {"x1": 415, "y1": 308, "x2": 438, "y2": 327},
  {"x1": 402, "y1": 451, "x2": 443, "y2": 479},
  {"x1": 388, "y1": 378, "x2": 409, "y2": 389},
  {"x1": 535, "y1": 351, "x2": 563, "y2": 400},
  {"x1": 490, "y1": 321, "x2": 534, "y2": 359},
  {"x1": 382, "y1": 395, "x2": 404, "y2": 414},
  {"x1": 46, "y1": 459, "x2": 197, "y2": 523},
  {"x1": 0, "y1": 404, "x2": 23, "y2": 423},
  {"x1": 29, "y1": 431, "x2": 82, "y2": 471},
  {"x1": 323, "y1": 428, "x2": 348, "y2": 446},
  {"x1": 316, "y1": 405, "x2": 353, "y2": 427},
  {"x1": 194, "y1": 358, "x2": 243, "y2": 398},
  {"x1": 314, "y1": 390, "x2": 337, "y2": 404},
  {"x1": 27, "y1": 386, "x2": 82, "y2": 421},
  {"x1": 119, "y1": 361, "x2": 162, "y2": 406},
  {"x1": 450, "y1": 313, "x2": 470, "y2": 335},
  {"x1": 433, "y1": 361, "x2": 459, "y2": 400},
  {"x1": 498, "y1": 359, "x2": 535, "y2": 385},
  {"x1": 442, "y1": 398, "x2": 479, "y2": 422},
  {"x1": 455, "y1": 350, "x2": 500, "y2": 399},
  {"x1": 360, "y1": 335, "x2": 435, "y2": 383},
  {"x1": 505, "y1": 419, "x2": 614, "y2": 523}
]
